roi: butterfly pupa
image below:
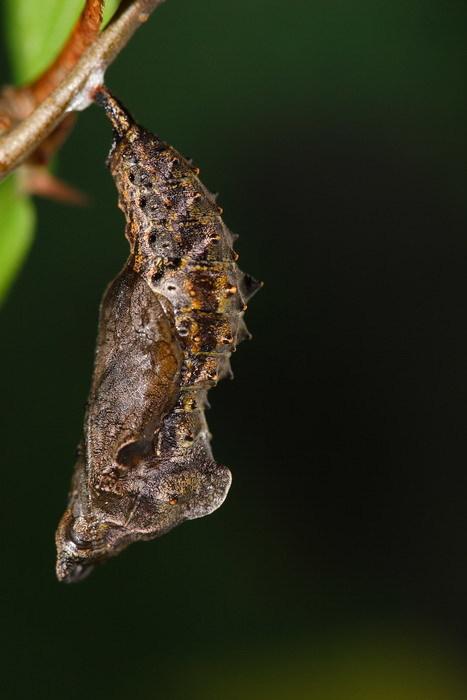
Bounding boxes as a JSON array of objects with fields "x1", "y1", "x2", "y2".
[{"x1": 55, "y1": 88, "x2": 261, "y2": 582}]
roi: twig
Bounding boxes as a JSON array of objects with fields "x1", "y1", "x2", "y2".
[
  {"x1": 0, "y1": 0, "x2": 166, "y2": 181},
  {"x1": 0, "y1": 0, "x2": 104, "y2": 148},
  {"x1": 30, "y1": 0, "x2": 105, "y2": 103}
]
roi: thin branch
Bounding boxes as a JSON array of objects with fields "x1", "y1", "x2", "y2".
[
  {"x1": 0, "y1": 0, "x2": 104, "y2": 200},
  {"x1": 30, "y1": 0, "x2": 105, "y2": 103},
  {"x1": 0, "y1": 0, "x2": 166, "y2": 181},
  {"x1": 0, "y1": 1, "x2": 104, "y2": 139}
]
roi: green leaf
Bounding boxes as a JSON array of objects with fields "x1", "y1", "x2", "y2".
[
  {"x1": 0, "y1": 176, "x2": 35, "y2": 303},
  {"x1": 4, "y1": 1, "x2": 84, "y2": 83},
  {"x1": 102, "y1": 0, "x2": 120, "y2": 27},
  {"x1": 4, "y1": 0, "x2": 121, "y2": 84}
]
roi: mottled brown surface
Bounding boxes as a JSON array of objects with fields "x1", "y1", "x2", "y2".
[{"x1": 55, "y1": 88, "x2": 260, "y2": 582}]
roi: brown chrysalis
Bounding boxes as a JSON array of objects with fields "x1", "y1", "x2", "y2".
[{"x1": 55, "y1": 88, "x2": 260, "y2": 582}]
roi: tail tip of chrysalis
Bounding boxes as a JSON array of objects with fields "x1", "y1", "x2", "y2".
[{"x1": 93, "y1": 85, "x2": 133, "y2": 137}]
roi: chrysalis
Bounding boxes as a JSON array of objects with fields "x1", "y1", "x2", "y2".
[{"x1": 55, "y1": 88, "x2": 261, "y2": 582}]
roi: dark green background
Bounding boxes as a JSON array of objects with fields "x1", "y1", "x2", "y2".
[{"x1": 2, "y1": 1, "x2": 467, "y2": 697}]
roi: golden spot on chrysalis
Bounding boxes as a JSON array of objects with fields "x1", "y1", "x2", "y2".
[{"x1": 183, "y1": 396, "x2": 197, "y2": 412}]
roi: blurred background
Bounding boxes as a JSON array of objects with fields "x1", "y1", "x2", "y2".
[{"x1": 1, "y1": 0, "x2": 467, "y2": 698}]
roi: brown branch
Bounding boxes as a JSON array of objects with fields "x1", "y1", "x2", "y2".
[
  {"x1": 30, "y1": 0, "x2": 105, "y2": 103},
  {"x1": 0, "y1": 0, "x2": 166, "y2": 181},
  {"x1": 0, "y1": 0, "x2": 104, "y2": 200},
  {"x1": 0, "y1": 0, "x2": 106, "y2": 129}
]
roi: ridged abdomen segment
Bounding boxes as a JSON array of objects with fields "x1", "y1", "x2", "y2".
[
  {"x1": 109, "y1": 123, "x2": 260, "y2": 438},
  {"x1": 149, "y1": 254, "x2": 254, "y2": 386}
]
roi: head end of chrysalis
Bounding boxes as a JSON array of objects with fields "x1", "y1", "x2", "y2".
[{"x1": 94, "y1": 85, "x2": 133, "y2": 137}]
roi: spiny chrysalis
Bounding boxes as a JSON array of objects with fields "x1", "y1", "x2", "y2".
[{"x1": 55, "y1": 87, "x2": 261, "y2": 582}]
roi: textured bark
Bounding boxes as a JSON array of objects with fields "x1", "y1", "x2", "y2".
[{"x1": 0, "y1": 0, "x2": 167, "y2": 180}]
